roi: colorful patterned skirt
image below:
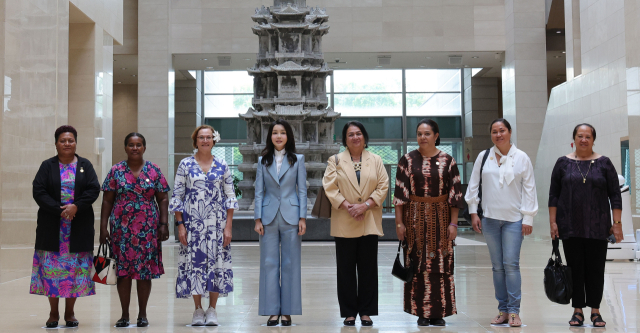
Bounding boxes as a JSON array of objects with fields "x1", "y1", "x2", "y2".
[
  {"x1": 402, "y1": 194, "x2": 456, "y2": 318},
  {"x1": 29, "y1": 217, "x2": 95, "y2": 298}
]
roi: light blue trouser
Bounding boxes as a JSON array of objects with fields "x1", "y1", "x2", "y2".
[
  {"x1": 258, "y1": 210, "x2": 302, "y2": 316},
  {"x1": 482, "y1": 217, "x2": 524, "y2": 314}
]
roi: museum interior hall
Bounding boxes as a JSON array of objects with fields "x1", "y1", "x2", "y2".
[{"x1": 0, "y1": 0, "x2": 639, "y2": 331}]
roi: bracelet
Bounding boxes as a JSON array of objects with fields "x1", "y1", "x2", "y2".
[
  {"x1": 449, "y1": 223, "x2": 458, "y2": 228},
  {"x1": 613, "y1": 220, "x2": 622, "y2": 224}
]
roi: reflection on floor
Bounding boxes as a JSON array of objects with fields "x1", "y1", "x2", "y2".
[{"x1": 2, "y1": 229, "x2": 638, "y2": 332}]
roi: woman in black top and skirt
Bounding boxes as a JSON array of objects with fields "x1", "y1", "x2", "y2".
[{"x1": 548, "y1": 123, "x2": 622, "y2": 328}]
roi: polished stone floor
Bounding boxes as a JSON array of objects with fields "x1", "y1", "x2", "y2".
[{"x1": 3, "y1": 229, "x2": 639, "y2": 332}]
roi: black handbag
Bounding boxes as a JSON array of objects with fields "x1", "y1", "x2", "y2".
[
  {"x1": 462, "y1": 148, "x2": 491, "y2": 222},
  {"x1": 391, "y1": 241, "x2": 413, "y2": 283},
  {"x1": 544, "y1": 238, "x2": 573, "y2": 304}
]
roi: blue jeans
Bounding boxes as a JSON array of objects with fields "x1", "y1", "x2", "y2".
[{"x1": 482, "y1": 217, "x2": 524, "y2": 314}]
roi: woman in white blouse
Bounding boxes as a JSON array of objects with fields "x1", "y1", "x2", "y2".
[{"x1": 464, "y1": 118, "x2": 538, "y2": 327}]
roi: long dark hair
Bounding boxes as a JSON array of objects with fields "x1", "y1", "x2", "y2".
[{"x1": 261, "y1": 119, "x2": 298, "y2": 167}]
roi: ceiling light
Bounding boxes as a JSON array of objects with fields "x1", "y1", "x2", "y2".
[
  {"x1": 131, "y1": 74, "x2": 136, "y2": 77},
  {"x1": 554, "y1": 55, "x2": 562, "y2": 58},
  {"x1": 201, "y1": 58, "x2": 208, "y2": 61},
  {"x1": 206, "y1": 67, "x2": 214, "y2": 69},
  {"x1": 562, "y1": 51, "x2": 566, "y2": 53},
  {"x1": 117, "y1": 81, "x2": 122, "y2": 84},
  {"x1": 556, "y1": 30, "x2": 561, "y2": 33},
  {"x1": 472, "y1": 56, "x2": 479, "y2": 59}
]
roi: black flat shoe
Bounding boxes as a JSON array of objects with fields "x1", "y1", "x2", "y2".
[
  {"x1": 45, "y1": 321, "x2": 58, "y2": 328},
  {"x1": 281, "y1": 317, "x2": 292, "y2": 326},
  {"x1": 361, "y1": 319, "x2": 373, "y2": 326},
  {"x1": 569, "y1": 312, "x2": 584, "y2": 327},
  {"x1": 417, "y1": 317, "x2": 430, "y2": 326},
  {"x1": 343, "y1": 318, "x2": 356, "y2": 326},
  {"x1": 115, "y1": 318, "x2": 130, "y2": 327},
  {"x1": 65, "y1": 320, "x2": 79, "y2": 328},
  {"x1": 267, "y1": 315, "x2": 280, "y2": 326},
  {"x1": 431, "y1": 318, "x2": 446, "y2": 326},
  {"x1": 137, "y1": 317, "x2": 149, "y2": 327}
]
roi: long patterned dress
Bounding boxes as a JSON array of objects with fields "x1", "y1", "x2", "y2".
[
  {"x1": 102, "y1": 161, "x2": 170, "y2": 280},
  {"x1": 169, "y1": 156, "x2": 238, "y2": 298},
  {"x1": 393, "y1": 150, "x2": 463, "y2": 319},
  {"x1": 30, "y1": 162, "x2": 96, "y2": 298}
]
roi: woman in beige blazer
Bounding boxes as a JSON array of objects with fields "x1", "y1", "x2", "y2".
[{"x1": 322, "y1": 121, "x2": 389, "y2": 327}]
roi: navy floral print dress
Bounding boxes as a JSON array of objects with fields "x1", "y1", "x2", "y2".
[
  {"x1": 169, "y1": 156, "x2": 238, "y2": 298},
  {"x1": 102, "y1": 161, "x2": 170, "y2": 280}
]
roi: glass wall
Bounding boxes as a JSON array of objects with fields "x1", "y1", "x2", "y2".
[{"x1": 203, "y1": 68, "x2": 466, "y2": 202}]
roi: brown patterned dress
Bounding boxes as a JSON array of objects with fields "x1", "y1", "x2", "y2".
[{"x1": 393, "y1": 150, "x2": 463, "y2": 319}]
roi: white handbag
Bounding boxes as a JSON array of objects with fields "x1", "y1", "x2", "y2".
[{"x1": 90, "y1": 241, "x2": 117, "y2": 285}]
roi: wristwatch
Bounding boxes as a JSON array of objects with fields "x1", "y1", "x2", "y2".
[
  {"x1": 364, "y1": 202, "x2": 370, "y2": 209},
  {"x1": 175, "y1": 220, "x2": 184, "y2": 227},
  {"x1": 613, "y1": 220, "x2": 622, "y2": 224}
]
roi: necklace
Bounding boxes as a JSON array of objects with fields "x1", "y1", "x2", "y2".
[
  {"x1": 574, "y1": 153, "x2": 594, "y2": 184},
  {"x1": 351, "y1": 155, "x2": 362, "y2": 172}
]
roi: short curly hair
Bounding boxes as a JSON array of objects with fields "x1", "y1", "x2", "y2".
[
  {"x1": 191, "y1": 125, "x2": 216, "y2": 148},
  {"x1": 54, "y1": 125, "x2": 77, "y2": 143}
]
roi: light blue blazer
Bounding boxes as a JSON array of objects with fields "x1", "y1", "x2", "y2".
[{"x1": 254, "y1": 153, "x2": 307, "y2": 225}]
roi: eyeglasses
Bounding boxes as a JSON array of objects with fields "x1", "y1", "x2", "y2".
[{"x1": 198, "y1": 136, "x2": 214, "y2": 141}]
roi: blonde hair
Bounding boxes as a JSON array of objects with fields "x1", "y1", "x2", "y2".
[{"x1": 191, "y1": 125, "x2": 216, "y2": 149}]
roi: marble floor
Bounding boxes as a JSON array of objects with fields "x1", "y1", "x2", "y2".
[{"x1": 2, "y1": 229, "x2": 639, "y2": 332}]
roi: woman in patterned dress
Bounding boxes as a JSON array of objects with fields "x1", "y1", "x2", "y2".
[
  {"x1": 170, "y1": 125, "x2": 238, "y2": 326},
  {"x1": 394, "y1": 119, "x2": 463, "y2": 327},
  {"x1": 31, "y1": 125, "x2": 100, "y2": 328},
  {"x1": 99, "y1": 132, "x2": 170, "y2": 328}
]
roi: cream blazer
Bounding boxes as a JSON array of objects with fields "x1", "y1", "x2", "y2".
[{"x1": 322, "y1": 149, "x2": 389, "y2": 238}]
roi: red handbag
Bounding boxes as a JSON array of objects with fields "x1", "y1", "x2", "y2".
[{"x1": 90, "y1": 241, "x2": 117, "y2": 285}]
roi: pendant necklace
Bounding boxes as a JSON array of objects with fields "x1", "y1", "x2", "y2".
[{"x1": 574, "y1": 153, "x2": 594, "y2": 184}]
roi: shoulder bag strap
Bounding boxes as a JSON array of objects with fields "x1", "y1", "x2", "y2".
[{"x1": 478, "y1": 148, "x2": 491, "y2": 203}]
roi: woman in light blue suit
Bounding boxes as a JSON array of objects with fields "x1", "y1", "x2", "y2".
[{"x1": 254, "y1": 119, "x2": 307, "y2": 326}]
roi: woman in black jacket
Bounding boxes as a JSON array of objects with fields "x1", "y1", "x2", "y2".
[{"x1": 30, "y1": 125, "x2": 100, "y2": 328}]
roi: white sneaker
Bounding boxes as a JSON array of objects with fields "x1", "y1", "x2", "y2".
[
  {"x1": 192, "y1": 308, "x2": 205, "y2": 326},
  {"x1": 205, "y1": 307, "x2": 218, "y2": 326}
]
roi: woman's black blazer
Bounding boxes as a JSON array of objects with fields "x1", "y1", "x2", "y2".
[{"x1": 32, "y1": 155, "x2": 100, "y2": 253}]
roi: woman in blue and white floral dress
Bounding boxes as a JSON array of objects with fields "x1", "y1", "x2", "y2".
[{"x1": 169, "y1": 125, "x2": 238, "y2": 326}]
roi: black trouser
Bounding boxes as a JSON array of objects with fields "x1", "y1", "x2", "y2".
[
  {"x1": 562, "y1": 237, "x2": 608, "y2": 309},
  {"x1": 335, "y1": 235, "x2": 378, "y2": 318}
]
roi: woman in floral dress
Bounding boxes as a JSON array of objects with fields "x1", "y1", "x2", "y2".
[
  {"x1": 170, "y1": 125, "x2": 238, "y2": 326},
  {"x1": 31, "y1": 125, "x2": 100, "y2": 328},
  {"x1": 100, "y1": 132, "x2": 170, "y2": 327}
]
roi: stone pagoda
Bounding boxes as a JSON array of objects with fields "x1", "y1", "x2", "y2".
[{"x1": 237, "y1": 0, "x2": 340, "y2": 211}]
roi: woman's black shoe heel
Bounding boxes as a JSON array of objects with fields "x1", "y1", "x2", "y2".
[
  {"x1": 569, "y1": 312, "x2": 584, "y2": 326},
  {"x1": 343, "y1": 318, "x2": 356, "y2": 326},
  {"x1": 590, "y1": 313, "x2": 606, "y2": 327},
  {"x1": 65, "y1": 320, "x2": 79, "y2": 328},
  {"x1": 417, "y1": 317, "x2": 430, "y2": 326},
  {"x1": 281, "y1": 316, "x2": 292, "y2": 326},
  {"x1": 267, "y1": 315, "x2": 280, "y2": 326},
  {"x1": 137, "y1": 317, "x2": 149, "y2": 327},
  {"x1": 115, "y1": 318, "x2": 130, "y2": 327}
]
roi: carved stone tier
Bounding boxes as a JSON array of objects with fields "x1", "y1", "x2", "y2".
[{"x1": 239, "y1": 1, "x2": 339, "y2": 211}]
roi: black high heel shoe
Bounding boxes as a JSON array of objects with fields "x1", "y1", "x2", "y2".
[
  {"x1": 281, "y1": 315, "x2": 292, "y2": 326},
  {"x1": 267, "y1": 315, "x2": 280, "y2": 326}
]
